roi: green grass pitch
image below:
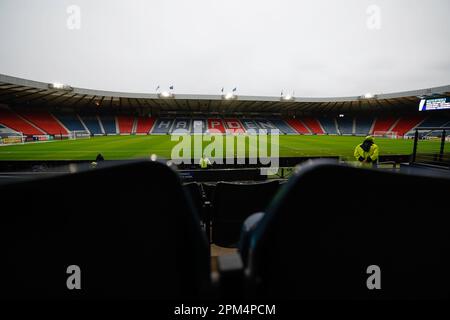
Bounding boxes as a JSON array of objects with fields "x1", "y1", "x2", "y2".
[{"x1": 0, "y1": 135, "x2": 445, "y2": 161}]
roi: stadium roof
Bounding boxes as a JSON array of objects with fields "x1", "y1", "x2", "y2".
[{"x1": 1, "y1": 74, "x2": 449, "y2": 115}]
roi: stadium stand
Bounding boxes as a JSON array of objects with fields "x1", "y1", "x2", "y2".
[
  {"x1": 241, "y1": 161, "x2": 450, "y2": 299},
  {"x1": 0, "y1": 108, "x2": 45, "y2": 135},
  {"x1": 211, "y1": 180, "x2": 279, "y2": 247},
  {"x1": 285, "y1": 119, "x2": 310, "y2": 134},
  {"x1": 117, "y1": 115, "x2": 134, "y2": 134},
  {"x1": 302, "y1": 117, "x2": 325, "y2": 134},
  {"x1": 54, "y1": 113, "x2": 86, "y2": 132},
  {"x1": 0, "y1": 123, "x2": 21, "y2": 138},
  {"x1": 19, "y1": 110, "x2": 69, "y2": 136},
  {"x1": 0, "y1": 160, "x2": 211, "y2": 299},
  {"x1": 224, "y1": 119, "x2": 246, "y2": 134},
  {"x1": 372, "y1": 116, "x2": 397, "y2": 134},
  {"x1": 207, "y1": 118, "x2": 226, "y2": 134},
  {"x1": 254, "y1": 119, "x2": 280, "y2": 132},
  {"x1": 171, "y1": 118, "x2": 192, "y2": 133},
  {"x1": 99, "y1": 115, "x2": 117, "y2": 134},
  {"x1": 409, "y1": 115, "x2": 450, "y2": 137},
  {"x1": 416, "y1": 115, "x2": 449, "y2": 129},
  {"x1": 135, "y1": 116, "x2": 155, "y2": 134},
  {"x1": 80, "y1": 115, "x2": 103, "y2": 135},
  {"x1": 240, "y1": 119, "x2": 260, "y2": 133},
  {"x1": 390, "y1": 115, "x2": 425, "y2": 136},
  {"x1": 191, "y1": 119, "x2": 207, "y2": 134},
  {"x1": 152, "y1": 118, "x2": 174, "y2": 134},
  {"x1": 2, "y1": 107, "x2": 448, "y2": 138},
  {"x1": 269, "y1": 118, "x2": 297, "y2": 134},
  {"x1": 354, "y1": 117, "x2": 374, "y2": 135},
  {"x1": 318, "y1": 117, "x2": 338, "y2": 134},
  {"x1": 336, "y1": 116, "x2": 353, "y2": 135}
]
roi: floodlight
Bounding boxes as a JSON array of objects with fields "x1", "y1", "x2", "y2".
[
  {"x1": 48, "y1": 82, "x2": 73, "y2": 91},
  {"x1": 158, "y1": 91, "x2": 174, "y2": 99},
  {"x1": 281, "y1": 94, "x2": 294, "y2": 101},
  {"x1": 222, "y1": 92, "x2": 237, "y2": 100}
]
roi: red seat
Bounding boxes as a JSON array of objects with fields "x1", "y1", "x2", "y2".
[
  {"x1": 0, "y1": 109, "x2": 45, "y2": 135},
  {"x1": 207, "y1": 118, "x2": 226, "y2": 134},
  {"x1": 372, "y1": 116, "x2": 397, "y2": 134},
  {"x1": 19, "y1": 111, "x2": 68, "y2": 135},
  {"x1": 390, "y1": 115, "x2": 425, "y2": 136},
  {"x1": 223, "y1": 119, "x2": 246, "y2": 134},
  {"x1": 117, "y1": 115, "x2": 134, "y2": 134},
  {"x1": 302, "y1": 118, "x2": 324, "y2": 134},
  {"x1": 136, "y1": 117, "x2": 155, "y2": 134},
  {"x1": 285, "y1": 119, "x2": 310, "y2": 134}
]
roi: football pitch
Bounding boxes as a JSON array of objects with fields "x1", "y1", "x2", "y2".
[{"x1": 0, "y1": 135, "x2": 445, "y2": 161}]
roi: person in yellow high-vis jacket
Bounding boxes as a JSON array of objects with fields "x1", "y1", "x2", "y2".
[
  {"x1": 354, "y1": 136, "x2": 379, "y2": 167},
  {"x1": 199, "y1": 155, "x2": 211, "y2": 169}
]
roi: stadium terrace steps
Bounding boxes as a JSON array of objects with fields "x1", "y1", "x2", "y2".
[
  {"x1": 1, "y1": 111, "x2": 445, "y2": 138},
  {"x1": 0, "y1": 108, "x2": 45, "y2": 135},
  {"x1": 240, "y1": 119, "x2": 260, "y2": 133},
  {"x1": 99, "y1": 115, "x2": 117, "y2": 134},
  {"x1": 19, "y1": 111, "x2": 69, "y2": 135},
  {"x1": 171, "y1": 118, "x2": 192, "y2": 133},
  {"x1": 372, "y1": 116, "x2": 398, "y2": 134},
  {"x1": 80, "y1": 115, "x2": 103, "y2": 135},
  {"x1": 152, "y1": 118, "x2": 174, "y2": 134},
  {"x1": 390, "y1": 115, "x2": 425, "y2": 136},
  {"x1": 190, "y1": 119, "x2": 207, "y2": 134},
  {"x1": 117, "y1": 115, "x2": 134, "y2": 134},
  {"x1": 0, "y1": 123, "x2": 21, "y2": 137},
  {"x1": 269, "y1": 119, "x2": 297, "y2": 134},
  {"x1": 417, "y1": 115, "x2": 450, "y2": 128},
  {"x1": 318, "y1": 117, "x2": 338, "y2": 134},
  {"x1": 354, "y1": 117, "x2": 374, "y2": 135},
  {"x1": 301, "y1": 118, "x2": 324, "y2": 134},
  {"x1": 336, "y1": 117, "x2": 353, "y2": 135},
  {"x1": 207, "y1": 118, "x2": 226, "y2": 134},
  {"x1": 285, "y1": 119, "x2": 310, "y2": 134},
  {"x1": 254, "y1": 119, "x2": 281, "y2": 132},
  {"x1": 223, "y1": 119, "x2": 246, "y2": 134},
  {"x1": 54, "y1": 114, "x2": 85, "y2": 132},
  {"x1": 135, "y1": 116, "x2": 155, "y2": 134}
]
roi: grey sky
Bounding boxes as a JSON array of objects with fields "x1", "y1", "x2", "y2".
[{"x1": 0, "y1": 0, "x2": 449, "y2": 97}]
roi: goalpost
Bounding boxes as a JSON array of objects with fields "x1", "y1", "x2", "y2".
[
  {"x1": 373, "y1": 131, "x2": 398, "y2": 139},
  {"x1": 69, "y1": 130, "x2": 91, "y2": 140}
]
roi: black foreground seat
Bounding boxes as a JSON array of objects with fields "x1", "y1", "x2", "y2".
[
  {"x1": 243, "y1": 161, "x2": 450, "y2": 299},
  {"x1": 0, "y1": 160, "x2": 210, "y2": 299},
  {"x1": 212, "y1": 180, "x2": 279, "y2": 247},
  {"x1": 183, "y1": 182, "x2": 205, "y2": 221}
]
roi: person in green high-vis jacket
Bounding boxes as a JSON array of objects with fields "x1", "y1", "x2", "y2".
[{"x1": 354, "y1": 136, "x2": 379, "y2": 167}]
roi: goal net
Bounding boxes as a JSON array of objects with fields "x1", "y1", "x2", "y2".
[
  {"x1": 373, "y1": 131, "x2": 398, "y2": 139},
  {"x1": 69, "y1": 130, "x2": 91, "y2": 140}
]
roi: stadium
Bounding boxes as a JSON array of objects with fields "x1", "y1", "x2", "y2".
[
  {"x1": 0, "y1": 0, "x2": 449, "y2": 309},
  {"x1": 0, "y1": 73, "x2": 448, "y2": 162}
]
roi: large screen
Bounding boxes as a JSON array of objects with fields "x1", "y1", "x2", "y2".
[{"x1": 419, "y1": 98, "x2": 450, "y2": 111}]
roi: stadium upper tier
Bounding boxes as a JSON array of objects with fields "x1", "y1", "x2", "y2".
[
  {"x1": 1, "y1": 107, "x2": 448, "y2": 137},
  {"x1": 0, "y1": 73, "x2": 449, "y2": 114}
]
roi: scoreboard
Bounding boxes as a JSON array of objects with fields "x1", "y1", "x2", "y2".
[{"x1": 419, "y1": 97, "x2": 450, "y2": 111}]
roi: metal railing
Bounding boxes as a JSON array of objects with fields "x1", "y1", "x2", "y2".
[{"x1": 412, "y1": 127, "x2": 449, "y2": 169}]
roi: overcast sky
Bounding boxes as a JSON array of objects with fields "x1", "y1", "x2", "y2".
[{"x1": 0, "y1": 0, "x2": 449, "y2": 97}]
